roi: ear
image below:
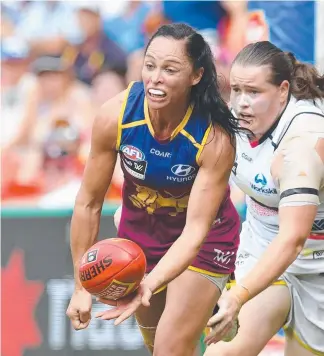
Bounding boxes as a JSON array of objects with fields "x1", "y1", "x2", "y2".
[
  {"x1": 279, "y1": 80, "x2": 290, "y2": 103},
  {"x1": 191, "y1": 67, "x2": 204, "y2": 86}
]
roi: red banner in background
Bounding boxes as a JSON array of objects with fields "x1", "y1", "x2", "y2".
[
  {"x1": 1, "y1": 250, "x2": 44, "y2": 356},
  {"x1": 1, "y1": 213, "x2": 148, "y2": 356}
]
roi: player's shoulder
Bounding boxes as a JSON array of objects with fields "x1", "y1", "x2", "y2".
[
  {"x1": 95, "y1": 81, "x2": 143, "y2": 130},
  {"x1": 289, "y1": 111, "x2": 324, "y2": 135},
  {"x1": 92, "y1": 89, "x2": 129, "y2": 150},
  {"x1": 199, "y1": 124, "x2": 235, "y2": 166},
  {"x1": 210, "y1": 124, "x2": 235, "y2": 149},
  {"x1": 278, "y1": 110, "x2": 324, "y2": 153},
  {"x1": 271, "y1": 109, "x2": 324, "y2": 181}
]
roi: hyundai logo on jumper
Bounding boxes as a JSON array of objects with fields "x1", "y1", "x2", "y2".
[
  {"x1": 250, "y1": 173, "x2": 277, "y2": 194},
  {"x1": 171, "y1": 164, "x2": 195, "y2": 177},
  {"x1": 167, "y1": 164, "x2": 196, "y2": 182}
]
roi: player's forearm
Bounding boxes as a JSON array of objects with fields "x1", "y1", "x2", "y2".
[
  {"x1": 239, "y1": 235, "x2": 304, "y2": 302},
  {"x1": 70, "y1": 201, "x2": 102, "y2": 290},
  {"x1": 144, "y1": 225, "x2": 206, "y2": 292}
]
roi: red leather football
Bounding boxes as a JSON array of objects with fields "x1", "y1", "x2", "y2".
[{"x1": 79, "y1": 238, "x2": 146, "y2": 300}]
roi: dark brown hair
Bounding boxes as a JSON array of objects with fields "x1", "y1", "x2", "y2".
[
  {"x1": 145, "y1": 23, "x2": 243, "y2": 141},
  {"x1": 232, "y1": 41, "x2": 324, "y2": 101}
]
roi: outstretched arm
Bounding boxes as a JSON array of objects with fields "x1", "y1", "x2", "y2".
[
  {"x1": 71, "y1": 92, "x2": 125, "y2": 290},
  {"x1": 66, "y1": 91, "x2": 126, "y2": 330},
  {"x1": 206, "y1": 115, "x2": 324, "y2": 343}
]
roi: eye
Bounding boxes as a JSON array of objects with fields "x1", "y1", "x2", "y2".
[
  {"x1": 145, "y1": 63, "x2": 154, "y2": 70},
  {"x1": 164, "y1": 68, "x2": 176, "y2": 74},
  {"x1": 231, "y1": 87, "x2": 240, "y2": 93}
]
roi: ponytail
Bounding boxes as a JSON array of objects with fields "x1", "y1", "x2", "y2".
[{"x1": 285, "y1": 52, "x2": 324, "y2": 100}]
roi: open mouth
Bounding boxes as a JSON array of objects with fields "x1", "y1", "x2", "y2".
[
  {"x1": 239, "y1": 113, "x2": 254, "y2": 120},
  {"x1": 148, "y1": 88, "x2": 167, "y2": 99}
]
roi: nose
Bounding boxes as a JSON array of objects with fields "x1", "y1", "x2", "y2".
[
  {"x1": 150, "y1": 68, "x2": 163, "y2": 85},
  {"x1": 237, "y1": 93, "x2": 250, "y2": 109}
]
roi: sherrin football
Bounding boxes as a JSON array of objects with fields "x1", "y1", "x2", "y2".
[{"x1": 79, "y1": 238, "x2": 146, "y2": 300}]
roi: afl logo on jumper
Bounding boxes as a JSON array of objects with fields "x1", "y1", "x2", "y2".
[
  {"x1": 121, "y1": 145, "x2": 147, "y2": 180},
  {"x1": 121, "y1": 145, "x2": 144, "y2": 161},
  {"x1": 171, "y1": 164, "x2": 195, "y2": 177}
]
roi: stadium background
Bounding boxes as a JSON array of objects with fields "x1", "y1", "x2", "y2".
[{"x1": 1, "y1": 1, "x2": 323, "y2": 356}]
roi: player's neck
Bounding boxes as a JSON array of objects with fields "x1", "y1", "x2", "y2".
[{"x1": 149, "y1": 100, "x2": 189, "y2": 138}]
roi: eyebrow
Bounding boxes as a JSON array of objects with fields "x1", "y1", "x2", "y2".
[
  {"x1": 145, "y1": 54, "x2": 182, "y2": 65},
  {"x1": 230, "y1": 83, "x2": 261, "y2": 90},
  {"x1": 245, "y1": 85, "x2": 261, "y2": 89}
]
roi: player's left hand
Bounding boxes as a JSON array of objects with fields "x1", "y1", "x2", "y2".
[
  {"x1": 204, "y1": 289, "x2": 242, "y2": 345},
  {"x1": 95, "y1": 282, "x2": 152, "y2": 325}
]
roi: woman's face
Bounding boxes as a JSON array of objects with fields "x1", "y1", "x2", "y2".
[
  {"x1": 92, "y1": 71, "x2": 125, "y2": 106},
  {"x1": 230, "y1": 64, "x2": 289, "y2": 138},
  {"x1": 142, "y1": 36, "x2": 203, "y2": 110},
  {"x1": 77, "y1": 9, "x2": 100, "y2": 39},
  {"x1": 38, "y1": 71, "x2": 69, "y2": 99}
]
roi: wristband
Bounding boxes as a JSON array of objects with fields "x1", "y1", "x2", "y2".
[{"x1": 231, "y1": 283, "x2": 251, "y2": 306}]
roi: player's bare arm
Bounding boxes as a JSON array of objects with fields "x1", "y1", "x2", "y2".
[
  {"x1": 144, "y1": 128, "x2": 235, "y2": 292},
  {"x1": 239, "y1": 115, "x2": 324, "y2": 299},
  {"x1": 66, "y1": 91, "x2": 126, "y2": 330},
  {"x1": 70, "y1": 91, "x2": 125, "y2": 290},
  {"x1": 205, "y1": 115, "x2": 324, "y2": 344}
]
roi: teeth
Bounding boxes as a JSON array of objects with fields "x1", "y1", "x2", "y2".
[{"x1": 149, "y1": 89, "x2": 166, "y2": 96}]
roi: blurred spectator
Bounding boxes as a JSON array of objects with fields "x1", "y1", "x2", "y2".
[
  {"x1": 219, "y1": 1, "x2": 248, "y2": 59},
  {"x1": 246, "y1": 1, "x2": 316, "y2": 63},
  {"x1": 91, "y1": 67, "x2": 126, "y2": 107},
  {"x1": 162, "y1": 1, "x2": 226, "y2": 54},
  {"x1": 1, "y1": 1, "x2": 83, "y2": 55},
  {"x1": 1, "y1": 37, "x2": 37, "y2": 146},
  {"x1": 103, "y1": 1, "x2": 153, "y2": 82},
  {"x1": 1, "y1": 2, "x2": 17, "y2": 38},
  {"x1": 103, "y1": 1, "x2": 152, "y2": 55},
  {"x1": 2, "y1": 54, "x2": 95, "y2": 199},
  {"x1": 142, "y1": 1, "x2": 242, "y2": 56},
  {"x1": 62, "y1": 3, "x2": 127, "y2": 86},
  {"x1": 6, "y1": 55, "x2": 94, "y2": 150},
  {"x1": 140, "y1": 0, "x2": 244, "y2": 99},
  {"x1": 215, "y1": 1, "x2": 248, "y2": 100},
  {"x1": 96, "y1": 0, "x2": 129, "y2": 20}
]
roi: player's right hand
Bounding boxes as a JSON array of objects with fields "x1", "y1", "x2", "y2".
[
  {"x1": 95, "y1": 282, "x2": 152, "y2": 325},
  {"x1": 66, "y1": 288, "x2": 93, "y2": 330}
]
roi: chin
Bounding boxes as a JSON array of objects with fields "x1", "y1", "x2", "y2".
[
  {"x1": 146, "y1": 97, "x2": 169, "y2": 110},
  {"x1": 239, "y1": 120, "x2": 252, "y2": 130}
]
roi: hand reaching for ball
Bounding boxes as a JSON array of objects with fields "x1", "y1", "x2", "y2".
[
  {"x1": 66, "y1": 288, "x2": 93, "y2": 330},
  {"x1": 75, "y1": 237, "x2": 149, "y2": 327},
  {"x1": 95, "y1": 282, "x2": 153, "y2": 325}
]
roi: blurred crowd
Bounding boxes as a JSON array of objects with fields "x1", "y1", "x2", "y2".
[{"x1": 1, "y1": 0, "x2": 248, "y2": 205}]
